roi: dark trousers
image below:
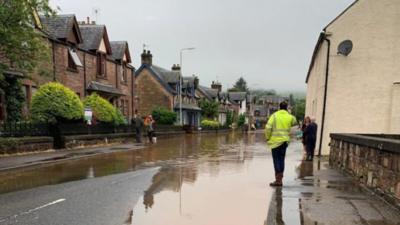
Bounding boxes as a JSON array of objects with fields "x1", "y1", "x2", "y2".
[
  {"x1": 148, "y1": 131, "x2": 154, "y2": 143},
  {"x1": 135, "y1": 128, "x2": 142, "y2": 143},
  {"x1": 305, "y1": 139, "x2": 316, "y2": 159},
  {"x1": 272, "y1": 142, "x2": 288, "y2": 175}
]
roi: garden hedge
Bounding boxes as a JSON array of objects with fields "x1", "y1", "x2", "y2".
[{"x1": 31, "y1": 82, "x2": 83, "y2": 123}]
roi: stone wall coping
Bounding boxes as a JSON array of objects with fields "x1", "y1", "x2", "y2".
[
  {"x1": 64, "y1": 133, "x2": 134, "y2": 141},
  {"x1": 330, "y1": 133, "x2": 400, "y2": 154}
]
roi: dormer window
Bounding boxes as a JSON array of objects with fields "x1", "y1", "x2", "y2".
[
  {"x1": 97, "y1": 52, "x2": 106, "y2": 77},
  {"x1": 68, "y1": 48, "x2": 82, "y2": 72}
]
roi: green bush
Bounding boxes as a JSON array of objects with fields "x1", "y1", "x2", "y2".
[
  {"x1": 113, "y1": 107, "x2": 127, "y2": 125},
  {"x1": 151, "y1": 107, "x2": 177, "y2": 125},
  {"x1": 225, "y1": 110, "x2": 233, "y2": 127},
  {"x1": 237, "y1": 113, "x2": 246, "y2": 127},
  {"x1": 198, "y1": 99, "x2": 218, "y2": 119},
  {"x1": 201, "y1": 119, "x2": 220, "y2": 129},
  {"x1": 83, "y1": 93, "x2": 127, "y2": 125},
  {"x1": 31, "y1": 82, "x2": 83, "y2": 123}
]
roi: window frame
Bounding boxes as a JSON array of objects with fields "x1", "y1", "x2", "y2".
[{"x1": 96, "y1": 52, "x2": 107, "y2": 77}]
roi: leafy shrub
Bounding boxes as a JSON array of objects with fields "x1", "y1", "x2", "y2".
[
  {"x1": 237, "y1": 113, "x2": 246, "y2": 127},
  {"x1": 198, "y1": 99, "x2": 218, "y2": 119},
  {"x1": 113, "y1": 108, "x2": 127, "y2": 125},
  {"x1": 201, "y1": 119, "x2": 220, "y2": 129},
  {"x1": 83, "y1": 93, "x2": 127, "y2": 125},
  {"x1": 151, "y1": 107, "x2": 177, "y2": 125},
  {"x1": 31, "y1": 82, "x2": 83, "y2": 123},
  {"x1": 225, "y1": 110, "x2": 233, "y2": 127},
  {"x1": 0, "y1": 137, "x2": 20, "y2": 154}
]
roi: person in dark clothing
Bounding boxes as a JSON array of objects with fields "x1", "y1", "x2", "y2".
[
  {"x1": 303, "y1": 118, "x2": 318, "y2": 161},
  {"x1": 301, "y1": 116, "x2": 311, "y2": 153},
  {"x1": 132, "y1": 111, "x2": 144, "y2": 143},
  {"x1": 145, "y1": 115, "x2": 155, "y2": 143}
]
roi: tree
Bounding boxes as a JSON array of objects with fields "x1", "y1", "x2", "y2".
[
  {"x1": 232, "y1": 77, "x2": 249, "y2": 92},
  {"x1": 292, "y1": 98, "x2": 305, "y2": 121},
  {"x1": 250, "y1": 89, "x2": 277, "y2": 97},
  {"x1": 198, "y1": 99, "x2": 219, "y2": 119},
  {"x1": 237, "y1": 113, "x2": 246, "y2": 127},
  {"x1": 289, "y1": 94, "x2": 295, "y2": 107},
  {"x1": 0, "y1": 76, "x2": 25, "y2": 122},
  {"x1": 225, "y1": 110, "x2": 233, "y2": 127},
  {"x1": 0, "y1": 0, "x2": 54, "y2": 81},
  {"x1": 31, "y1": 82, "x2": 83, "y2": 123}
]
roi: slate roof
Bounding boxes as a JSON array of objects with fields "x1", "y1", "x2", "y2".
[
  {"x1": 228, "y1": 92, "x2": 247, "y2": 102},
  {"x1": 87, "y1": 81, "x2": 123, "y2": 95},
  {"x1": 152, "y1": 65, "x2": 180, "y2": 84},
  {"x1": 198, "y1": 85, "x2": 218, "y2": 101},
  {"x1": 135, "y1": 64, "x2": 180, "y2": 94},
  {"x1": 40, "y1": 14, "x2": 74, "y2": 39},
  {"x1": 110, "y1": 41, "x2": 131, "y2": 62},
  {"x1": 79, "y1": 25, "x2": 108, "y2": 51}
]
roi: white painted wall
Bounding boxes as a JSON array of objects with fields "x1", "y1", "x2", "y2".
[{"x1": 306, "y1": 0, "x2": 400, "y2": 155}]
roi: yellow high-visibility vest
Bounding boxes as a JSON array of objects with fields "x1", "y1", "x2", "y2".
[{"x1": 265, "y1": 110, "x2": 297, "y2": 149}]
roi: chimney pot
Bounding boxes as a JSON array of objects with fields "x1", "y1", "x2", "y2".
[
  {"x1": 87, "y1": 17, "x2": 90, "y2": 24},
  {"x1": 141, "y1": 49, "x2": 153, "y2": 65}
]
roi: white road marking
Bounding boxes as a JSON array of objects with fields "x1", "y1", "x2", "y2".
[{"x1": 0, "y1": 198, "x2": 66, "y2": 223}]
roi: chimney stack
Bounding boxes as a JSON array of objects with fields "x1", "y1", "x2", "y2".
[
  {"x1": 171, "y1": 64, "x2": 181, "y2": 71},
  {"x1": 87, "y1": 17, "x2": 90, "y2": 24},
  {"x1": 141, "y1": 50, "x2": 153, "y2": 65},
  {"x1": 211, "y1": 81, "x2": 222, "y2": 92}
]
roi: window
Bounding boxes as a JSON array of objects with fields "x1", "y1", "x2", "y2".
[
  {"x1": 96, "y1": 53, "x2": 106, "y2": 76},
  {"x1": 68, "y1": 49, "x2": 82, "y2": 72},
  {"x1": 121, "y1": 63, "x2": 127, "y2": 83},
  {"x1": 119, "y1": 99, "x2": 128, "y2": 116}
]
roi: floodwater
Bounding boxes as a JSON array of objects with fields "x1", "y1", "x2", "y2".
[
  {"x1": 0, "y1": 132, "x2": 296, "y2": 225},
  {"x1": 1, "y1": 132, "x2": 397, "y2": 225}
]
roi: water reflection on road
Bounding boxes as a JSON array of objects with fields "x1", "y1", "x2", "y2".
[
  {"x1": 128, "y1": 132, "x2": 281, "y2": 225},
  {"x1": 0, "y1": 132, "x2": 304, "y2": 225}
]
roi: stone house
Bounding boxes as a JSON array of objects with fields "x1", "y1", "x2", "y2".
[
  {"x1": 135, "y1": 50, "x2": 201, "y2": 126},
  {"x1": 0, "y1": 14, "x2": 135, "y2": 121},
  {"x1": 305, "y1": 0, "x2": 400, "y2": 155},
  {"x1": 197, "y1": 81, "x2": 229, "y2": 125}
]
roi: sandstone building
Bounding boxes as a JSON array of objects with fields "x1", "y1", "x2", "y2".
[
  {"x1": 0, "y1": 15, "x2": 135, "y2": 121},
  {"x1": 135, "y1": 50, "x2": 201, "y2": 126}
]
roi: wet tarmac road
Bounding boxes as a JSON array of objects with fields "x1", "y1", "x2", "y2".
[{"x1": 0, "y1": 132, "x2": 399, "y2": 225}]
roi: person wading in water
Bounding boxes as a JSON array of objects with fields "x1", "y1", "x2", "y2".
[{"x1": 265, "y1": 101, "x2": 297, "y2": 187}]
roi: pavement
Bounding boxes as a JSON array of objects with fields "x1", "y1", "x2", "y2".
[{"x1": 266, "y1": 158, "x2": 400, "y2": 225}]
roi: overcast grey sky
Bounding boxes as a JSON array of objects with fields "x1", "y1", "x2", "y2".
[{"x1": 51, "y1": 0, "x2": 353, "y2": 92}]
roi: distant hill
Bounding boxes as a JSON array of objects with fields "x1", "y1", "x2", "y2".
[{"x1": 250, "y1": 89, "x2": 306, "y2": 99}]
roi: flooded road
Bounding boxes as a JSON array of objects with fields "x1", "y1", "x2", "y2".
[
  {"x1": 1, "y1": 132, "x2": 398, "y2": 225},
  {"x1": 0, "y1": 132, "x2": 291, "y2": 225}
]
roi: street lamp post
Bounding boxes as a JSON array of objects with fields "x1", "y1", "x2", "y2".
[{"x1": 179, "y1": 47, "x2": 195, "y2": 125}]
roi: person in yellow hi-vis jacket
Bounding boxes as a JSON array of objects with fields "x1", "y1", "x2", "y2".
[{"x1": 265, "y1": 101, "x2": 297, "y2": 187}]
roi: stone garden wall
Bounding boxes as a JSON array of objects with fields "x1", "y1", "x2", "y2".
[{"x1": 330, "y1": 133, "x2": 400, "y2": 208}]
